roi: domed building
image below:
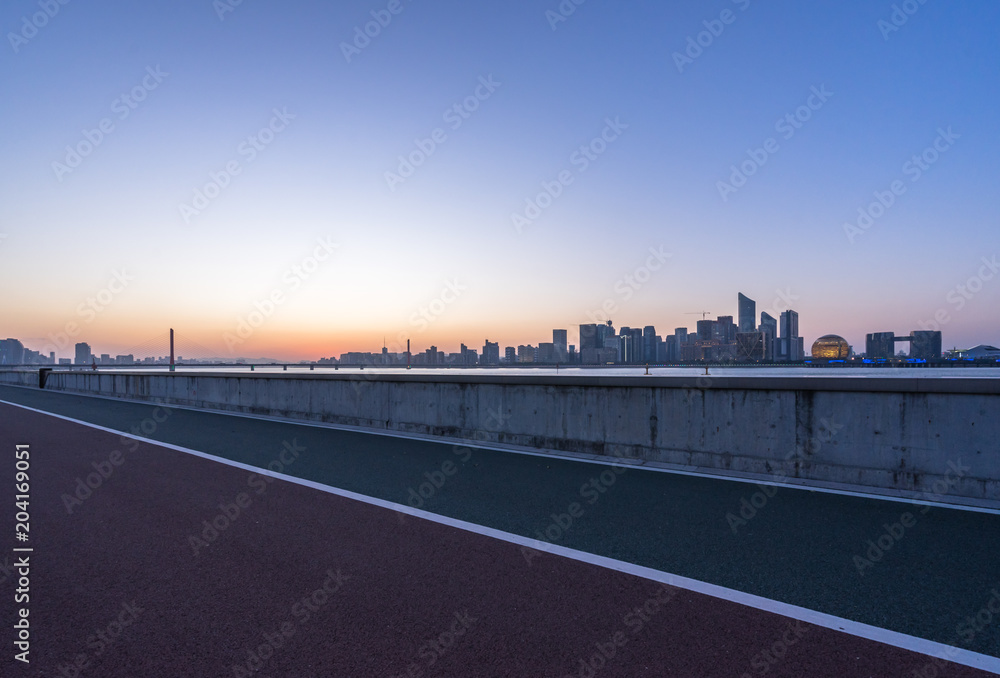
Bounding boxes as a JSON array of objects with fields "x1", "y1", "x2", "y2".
[{"x1": 811, "y1": 335, "x2": 851, "y2": 360}]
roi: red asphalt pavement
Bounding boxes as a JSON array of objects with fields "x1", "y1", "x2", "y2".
[{"x1": 0, "y1": 403, "x2": 993, "y2": 677}]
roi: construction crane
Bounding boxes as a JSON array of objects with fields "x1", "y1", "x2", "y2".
[{"x1": 684, "y1": 311, "x2": 712, "y2": 320}]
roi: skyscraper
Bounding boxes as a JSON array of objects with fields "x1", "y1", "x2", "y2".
[
  {"x1": 759, "y1": 312, "x2": 777, "y2": 361},
  {"x1": 596, "y1": 321, "x2": 616, "y2": 352},
  {"x1": 716, "y1": 316, "x2": 735, "y2": 343},
  {"x1": 75, "y1": 342, "x2": 92, "y2": 365},
  {"x1": 642, "y1": 326, "x2": 657, "y2": 363},
  {"x1": 552, "y1": 329, "x2": 568, "y2": 362},
  {"x1": 579, "y1": 324, "x2": 599, "y2": 364},
  {"x1": 738, "y1": 293, "x2": 756, "y2": 334},
  {"x1": 779, "y1": 310, "x2": 802, "y2": 361},
  {"x1": 0, "y1": 338, "x2": 25, "y2": 365}
]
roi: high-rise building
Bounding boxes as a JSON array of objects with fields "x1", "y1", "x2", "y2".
[
  {"x1": 504, "y1": 347, "x2": 516, "y2": 364},
  {"x1": 537, "y1": 342, "x2": 556, "y2": 363},
  {"x1": 735, "y1": 332, "x2": 766, "y2": 361},
  {"x1": 696, "y1": 320, "x2": 715, "y2": 342},
  {"x1": 909, "y1": 331, "x2": 942, "y2": 360},
  {"x1": 459, "y1": 344, "x2": 478, "y2": 365},
  {"x1": 716, "y1": 316, "x2": 735, "y2": 343},
  {"x1": 627, "y1": 328, "x2": 643, "y2": 363},
  {"x1": 778, "y1": 310, "x2": 802, "y2": 361},
  {"x1": 75, "y1": 342, "x2": 92, "y2": 365},
  {"x1": 668, "y1": 327, "x2": 688, "y2": 362},
  {"x1": 738, "y1": 293, "x2": 756, "y2": 334},
  {"x1": 481, "y1": 340, "x2": 500, "y2": 366},
  {"x1": 0, "y1": 338, "x2": 25, "y2": 365},
  {"x1": 642, "y1": 326, "x2": 657, "y2": 363},
  {"x1": 865, "y1": 332, "x2": 895, "y2": 360},
  {"x1": 759, "y1": 313, "x2": 777, "y2": 361},
  {"x1": 552, "y1": 329, "x2": 568, "y2": 363},
  {"x1": 579, "y1": 324, "x2": 600, "y2": 364},
  {"x1": 596, "y1": 320, "x2": 616, "y2": 347}
]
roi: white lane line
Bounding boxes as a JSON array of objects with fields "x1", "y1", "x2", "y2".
[
  {"x1": 3, "y1": 398, "x2": 999, "y2": 674},
  {"x1": 2, "y1": 386, "x2": 998, "y2": 515}
]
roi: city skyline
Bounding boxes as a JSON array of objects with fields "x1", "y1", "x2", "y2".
[
  {"x1": 3, "y1": 288, "x2": 985, "y2": 365},
  {"x1": 2, "y1": 2, "x2": 998, "y2": 362}
]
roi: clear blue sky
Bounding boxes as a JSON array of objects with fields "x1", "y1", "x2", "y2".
[{"x1": 1, "y1": 0, "x2": 998, "y2": 359}]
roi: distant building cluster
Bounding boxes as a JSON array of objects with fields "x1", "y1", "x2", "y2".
[
  {"x1": 0, "y1": 338, "x2": 53, "y2": 366},
  {"x1": 577, "y1": 293, "x2": 803, "y2": 365},
  {"x1": 0, "y1": 340, "x2": 214, "y2": 367},
  {"x1": 864, "y1": 331, "x2": 942, "y2": 361},
  {"x1": 2, "y1": 292, "x2": 996, "y2": 367}
]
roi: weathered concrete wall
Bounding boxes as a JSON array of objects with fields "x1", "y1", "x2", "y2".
[
  {"x1": 7, "y1": 370, "x2": 999, "y2": 503},
  {"x1": 0, "y1": 369, "x2": 43, "y2": 387}
]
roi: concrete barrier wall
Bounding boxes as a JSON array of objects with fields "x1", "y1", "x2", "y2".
[
  {"x1": 0, "y1": 369, "x2": 42, "y2": 387},
  {"x1": 17, "y1": 370, "x2": 998, "y2": 504}
]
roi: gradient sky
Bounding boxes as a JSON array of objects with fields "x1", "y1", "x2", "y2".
[{"x1": 2, "y1": 0, "x2": 998, "y2": 360}]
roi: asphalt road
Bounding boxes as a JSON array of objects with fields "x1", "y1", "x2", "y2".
[{"x1": 0, "y1": 384, "x2": 998, "y2": 675}]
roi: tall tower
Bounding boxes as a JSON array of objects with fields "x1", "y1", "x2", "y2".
[
  {"x1": 552, "y1": 329, "x2": 568, "y2": 362},
  {"x1": 779, "y1": 310, "x2": 801, "y2": 361},
  {"x1": 738, "y1": 293, "x2": 756, "y2": 334}
]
